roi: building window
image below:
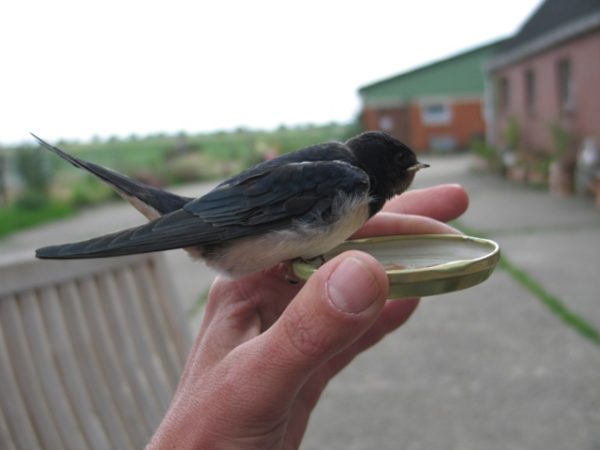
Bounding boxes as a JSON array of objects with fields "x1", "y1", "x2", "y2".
[
  {"x1": 525, "y1": 69, "x2": 536, "y2": 115},
  {"x1": 557, "y1": 59, "x2": 574, "y2": 112},
  {"x1": 497, "y1": 76, "x2": 509, "y2": 113},
  {"x1": 421, "y1": 102, "x2": 451, "y2": 125},
  {"x1": 378, "y1": 115, "x2": 394, "y2": 131},
  {"x1": 429, "y1": 135, "x2": 457, "y2": 152}
]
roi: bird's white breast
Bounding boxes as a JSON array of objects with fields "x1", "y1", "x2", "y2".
[{"x1": 203, "y1": 193, "x2": 371, "y2": 277}]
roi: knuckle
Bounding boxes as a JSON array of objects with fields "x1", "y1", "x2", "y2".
[{"x1": 282, "y1": 306, "x2": 330, "y2": 360}]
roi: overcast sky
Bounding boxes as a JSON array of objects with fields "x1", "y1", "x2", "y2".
[{"x1": 0, "y1": 0, "x2": 543, "y2": 144}]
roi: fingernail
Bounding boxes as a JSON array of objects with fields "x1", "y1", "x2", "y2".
[{"x1": 327, "y1": 257, "x2": 380, "y2": 313}]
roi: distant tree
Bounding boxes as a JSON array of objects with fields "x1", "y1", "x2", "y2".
[{"x1": 14, "y1": 144, "x2": 54, "y2": 208}]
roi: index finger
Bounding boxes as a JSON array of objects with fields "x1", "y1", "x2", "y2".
[{"x1": 383, "y1": 184, "x2": 469, "y2": 222}]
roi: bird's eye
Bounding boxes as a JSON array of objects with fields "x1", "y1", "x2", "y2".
[{"x1": 394, "y1": 153, "x2": 405, "y2": 164}]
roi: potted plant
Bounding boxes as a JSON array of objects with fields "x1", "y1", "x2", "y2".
[
  {"x1": 503, "y1": 116, "x2": 526, "y2": 181},
  {"x1": 548, "y1": 123, "x2": 575, "y2": 196}
]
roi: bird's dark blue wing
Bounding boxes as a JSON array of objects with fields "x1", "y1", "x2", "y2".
[
  {"x1": 184, "y1": 159, "x2": 369, "y2": 227},
  {"x1": 214, "y1": 141, "x2": 355, "y2": 188}
]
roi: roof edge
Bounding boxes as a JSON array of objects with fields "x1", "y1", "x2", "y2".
[
  {"x1": 359, "y1": 38, "x2": 506, "y2": 94},
  {"x1": 487, "y1": 11, "x2": 600, "y2": 71},
  {"x1": 363, "y1": 93, "x2": 484, "y2": 108}
]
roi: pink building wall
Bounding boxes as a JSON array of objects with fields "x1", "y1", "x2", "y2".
[{"x1": 492, "y1": 30, "x2": 600, "y2": 159}]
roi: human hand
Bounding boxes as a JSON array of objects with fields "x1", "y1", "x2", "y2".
[{"x1": 147, "y1": 184, "x2": 469, "y2": 450}]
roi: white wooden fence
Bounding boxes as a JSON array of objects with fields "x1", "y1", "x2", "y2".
[{"x1": 0, "y1": 253, "x2": 192, "y2": 450}]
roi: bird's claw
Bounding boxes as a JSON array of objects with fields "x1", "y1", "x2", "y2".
[{"x1": 300, "y1": 255, "x2": 326, "y2": 266}]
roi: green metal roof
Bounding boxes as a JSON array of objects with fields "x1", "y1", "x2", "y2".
[{"x1": 359, "y1": 40, "x2": 503, "y2": 104}]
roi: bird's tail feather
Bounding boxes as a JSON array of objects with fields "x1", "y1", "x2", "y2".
[
  {"x1": 35, "y1": 209, "x2": 205, "y2": 259},
  {"x1": 30, "y1": 133, "x2": 193, "y2": 217}
]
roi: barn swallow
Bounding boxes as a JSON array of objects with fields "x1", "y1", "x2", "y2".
[{"x1": 32, "y1": 131, "x2": 428, "y2": 277}]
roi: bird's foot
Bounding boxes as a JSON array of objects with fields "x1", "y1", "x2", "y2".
[
  {"x1": 281, "y1": 256, "x2": 326, "y2": 284},
  {"x1": 277, "y1": 261, "x2": 300, "y2": 284},
  {"x1": 300, "y1": 255, "x2": 326, "y2": 266}
]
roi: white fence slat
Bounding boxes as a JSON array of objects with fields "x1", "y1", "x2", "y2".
[
  {"x1": 0, "y1": 291, "x2": 65, "y2": 449},
  {"x1": 0, "y1": 307, "x2": 42, "y2": 450},
  {"x1": 38, "y1": 287, "x2": 111, "y2": 450},
  {"x1": 0, "y1": 401, "x2": 17, "y2": 450},
  {"x1": 95, "y1": 272, "x2": 162, "y2": 430},
  {"x1": 114, "y1": 268, "x2": 173, "y2": 411},
  {"x1": 150, "y1": 256, "x2": 193, "y2": 362},
  {"x1": 79, "y1": 275, "x2": 149, "y2": 449},
  {"x1": 19, "y1": 290, "x2": 89, "y2": 450},
  {"x1": 132, "y1": 263, "x2": 182, "y2": 388},
  {"x1": 59, "y1": 280, "x2": 135, "y2": 450}
]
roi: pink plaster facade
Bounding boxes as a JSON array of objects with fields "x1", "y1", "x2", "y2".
[{"x1": 491, "y1": 30, "x2": 600, "y2": 160}]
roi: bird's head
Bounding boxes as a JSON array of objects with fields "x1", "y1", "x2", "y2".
[{"x1": 346, "y1": 131, "x2": 429, "y2": 199}]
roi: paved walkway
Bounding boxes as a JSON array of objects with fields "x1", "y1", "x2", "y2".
[{"x1": 2, "y1": 155, "x2": 599, "y2": 449}]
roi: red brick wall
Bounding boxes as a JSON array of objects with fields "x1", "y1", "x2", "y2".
[
  {"x1": 362, "y1": 99, "x2": 485, "y2": 152},
  {"x1": 409, "y1": 100, "x2": 485, "y2": 151},
  {"x1": 492, "y1": 30, "x2": 600, "y2": 157}
]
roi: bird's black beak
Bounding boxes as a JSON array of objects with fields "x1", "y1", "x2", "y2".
[{"x1": 407, "y1": 162, "x2": 430, "y2": 172}]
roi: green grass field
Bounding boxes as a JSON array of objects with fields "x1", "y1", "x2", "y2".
[{"x1": 0, "y1": 201, "x2": 74, "y2": 239}]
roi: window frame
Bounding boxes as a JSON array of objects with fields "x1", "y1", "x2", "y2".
[
  {"x1": 557, "y1": 58, "x2": 574, "y2": 113},
  {"x1": 420, "y1": 101, "x2": 452, "y2": 126},
  {"x1": 524, "y1": 69, "x2": 536, "y2": 116}
]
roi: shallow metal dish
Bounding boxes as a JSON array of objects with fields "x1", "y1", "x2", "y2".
[{"x1": 292, "y1": 234, "x2": 500, "y2": 298}]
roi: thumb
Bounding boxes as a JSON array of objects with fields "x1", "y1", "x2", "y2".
[{"x1": 241, "y1": 250, "x2": 389, "y2": 404}]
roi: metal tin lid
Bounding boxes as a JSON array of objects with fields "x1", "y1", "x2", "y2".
[{"x1": 292, "y1": 234, "x2": 500, "y2": 298}]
